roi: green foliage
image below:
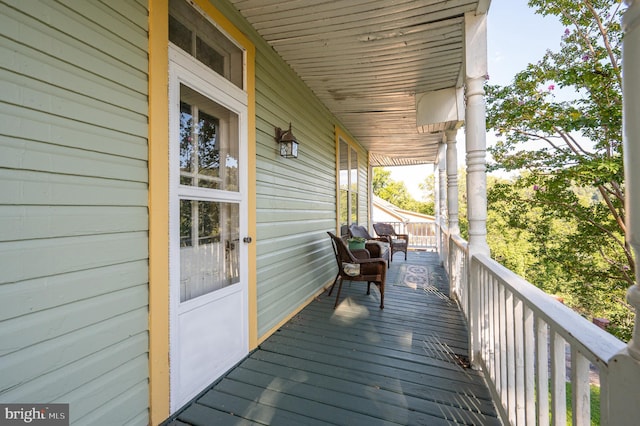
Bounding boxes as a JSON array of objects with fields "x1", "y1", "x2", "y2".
[
  {"x1": 456, "y1": 169, "x2": 469, "y2": 240},
  {"x1": 485, "y1": 0, "x2": 632, "y2": 341},
  {"x1": 562, "y1": 382, "x2": 601, "y2": 425},
  {"x1": 372, "y1": 168, "x2": 393, "y2": 194},
  {"x1": 486, "y1": 176, "x2": 633, "y2": 340},
  {"x1": 372, "y1": 168, "x2": 434, "y2": 215},
  {"x1": 418, "y1": 174, "x2": 435, "y2": 202}
]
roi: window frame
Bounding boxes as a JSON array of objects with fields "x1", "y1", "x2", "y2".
[{"x1": 335, "y1": 127, "x2": 362, "y2": 236}]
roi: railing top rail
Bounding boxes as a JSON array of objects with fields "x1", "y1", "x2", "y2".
[
  {"x1": 472, "y1": 253, "x2": 626, "y2": 367},
  {"x1": 450, "y1": 233, "x2": 468, "y2": 250}
]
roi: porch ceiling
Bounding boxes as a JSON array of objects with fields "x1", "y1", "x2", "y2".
[{"x1": 230, "y1": 0, "x2": 489, "y2": 166}]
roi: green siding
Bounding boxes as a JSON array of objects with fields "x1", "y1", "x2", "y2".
[
  {"x1": 214, "y1": 1, "x2": 370, "y2": 337},
  {"x1": 2, "y1": 0, "x2": 377, "y2": 421},
  {"x1": 0, "y1": 0, "x2": 149, "y2": 425},
  {"x1": 254, "y1": 45, "x2": 340, "y2": 336}
]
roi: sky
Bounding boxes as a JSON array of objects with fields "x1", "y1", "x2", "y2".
[{"x1": 388, "y1": 0, "x2": 566, "y2": 200}]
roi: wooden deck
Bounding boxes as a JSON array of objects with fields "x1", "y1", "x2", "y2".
[{"x1": 164, "y1": 251, "x2": 500, "y2": 425}]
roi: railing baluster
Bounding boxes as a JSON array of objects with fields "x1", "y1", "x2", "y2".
[
  {"x1": 499, "y1": 284, "x2": 508, "y2": 408},
  {"x1": 479, "y1": 266, "x2": 486, "y2": 369},
  {"x1": 524, "y1": 306, "x2": 536, "y2": 425},
  {"x1": 462, "y1": 244, "x2": 468, "y2": 318},
  {"x1": 490, "y1": 272, "x2": 498, "y2": 390},
  {"x1": 598, "y1": 367, "x2": 610, "y2": 426},
  {"x1": 537, "y1": 318, "x2": 550, "y2": 425},
  {"x1": 506, "y1": 289, "x2": 516, "y2": 424},
  {"x1": 489, "y1": 277, "x2": 502, "y2": 402},
  {"x1": 551, "y1": 332, "x2": 567, "y2": 425},
  {"x1": 571, "y1": 351, "x2": 590, "y2": 425},
  {"x1": 514, "y1": 297, "x2": 525, "y2": 425}
]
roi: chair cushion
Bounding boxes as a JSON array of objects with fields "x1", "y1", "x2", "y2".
[
  {"x1": 364, "y1": 241, "x2": 389, "y2": 263},
  {"x1": 342, "y1": 262, "x2": 360, "y2": 276},
  {"x1": 367, "y1": 240, "x2": 390, "y2": 256}
]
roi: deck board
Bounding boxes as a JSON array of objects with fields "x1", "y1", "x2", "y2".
[{"x1": 164, "y1": 251, "x2": 500, "y2": 425}]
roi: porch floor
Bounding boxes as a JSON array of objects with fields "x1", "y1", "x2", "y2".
[{"x1": 165, "y1": 251, "x2": 500, "y2": 425}]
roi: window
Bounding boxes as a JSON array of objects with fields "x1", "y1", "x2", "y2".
[
  {"x1": 179, "y1": 85, "x2": 239, "y2": 191},
  {"x1": 338, "y1": 136, "x2": 359, "y2": 235},
  {"x1": 176, "y1": 83, "x2": 241, "y2": 302},
  {"x1": 169, "y1": 0, "x2": 243, "y2": 89}
]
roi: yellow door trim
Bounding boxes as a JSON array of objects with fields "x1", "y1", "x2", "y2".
[
  {"x1": 148, "y1": 1, "x2": 170, "y2": 423},
  {"x1": 148, "y1": 1, "x2": 256, "y2": 422}
]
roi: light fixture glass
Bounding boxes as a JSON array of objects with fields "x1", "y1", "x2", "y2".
[{"x1": 275, "y1": 123, "x2": 299, "y2": 158}]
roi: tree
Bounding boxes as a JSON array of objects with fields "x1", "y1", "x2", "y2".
[
  {"x1": 374, "y1": 169, "x2": 414, "y2": 207},
  {"x1": 419, "y1": 174, "x2": 435, "y2": 203},
  {"x1": 373, "y1": 168, "x2": 434, "y2": 215},
  {"x1": 485, "y1": 0, "x2": 632, "y2": 340},
  {"x1": 372, "y1": 168, "x2": 393, "y2": 195}
]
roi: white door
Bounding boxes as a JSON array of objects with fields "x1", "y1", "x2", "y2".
[{"x1": 169, "y1": 46, "x2": 249, "y2": 411}]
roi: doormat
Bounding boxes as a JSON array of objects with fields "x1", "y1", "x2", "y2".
[
  {"x1": 394, "y1": 264, "x2": 452, "y2": 302},
  {"x1": 394, "y1": 264, "x2": 430, "y2": 289}
]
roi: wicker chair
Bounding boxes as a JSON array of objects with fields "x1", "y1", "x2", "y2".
[
  {"x1": 373, "y1": 223, "x2": 409, "y2": 261},
  {"x1": 327, "y1": 232, "x2": 386, "y2": 309},
  {"x1": 348, "y1": 224, "x2": 390, "y2": 266}
]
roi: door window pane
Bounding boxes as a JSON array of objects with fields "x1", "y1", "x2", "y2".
[
  {"x1": 180, "y1": 200, "x2": 240, "y2": 302},
  {"x1": 196, "y1": 36, "x2": 224, "y2": 76},
  {"x1": 169, "y1": 15, "x2": 192, "y2": 53},
  {"x1": 179, "y1": 84, "x2": 239, "y2": 191}
]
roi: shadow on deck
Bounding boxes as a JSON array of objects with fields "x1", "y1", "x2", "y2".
[{"x1": 164, "y1": 251, "x2": 499, "y2": 425}]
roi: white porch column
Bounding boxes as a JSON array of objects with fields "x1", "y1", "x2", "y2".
[
  {"x1": 464, "y1": 12, "x2": 490, "y2": 257},
  {"x1": 464, "y1": 11, "x2": 490, "y2": 369},
  {"x1": 445, "y1": 130, "x2": 460, "y2": 235},
  {"x1": 622, "y1": 0, "x2": 640, "y2": 362},
  {"x1": 438, "y1": 142, "x2": 447, "y2": 226},
  {"x1": 609, "y1": 2, "x2": 640, "y2": 424}
]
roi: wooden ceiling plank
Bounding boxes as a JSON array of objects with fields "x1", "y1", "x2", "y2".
[
  {"x1": 251, "y1": 1, "x2": 473, "y2": 36},
  {"x1": 227, "y1": 0, "x2": 484, "y2": 164}
]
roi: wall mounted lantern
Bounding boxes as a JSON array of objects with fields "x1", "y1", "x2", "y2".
[{"x1": 275, "y1": 123, "x2": 299, "y2": 158}]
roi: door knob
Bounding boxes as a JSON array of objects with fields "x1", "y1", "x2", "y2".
[{"x1": 243, "y1": 237, "x2": 252, "y2": 243}]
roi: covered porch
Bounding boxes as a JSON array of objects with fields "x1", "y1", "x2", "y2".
[
  {"x1": 165, "y1": 251, "x2": 500, "y2": 425},
  {"x1": 5, "y1": 0, "x2": 640, "y2": 424},
  {"x1": 167, "y1": 1, "x2": 640, "y2": 424}
]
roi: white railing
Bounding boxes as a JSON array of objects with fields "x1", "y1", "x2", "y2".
[
  {"x1": 440, "y1": 223, "x2": 449, "y2": 270},
  {"x1": 373, "y1": 221, "x2": 437, "y2": 250},
  {"x1": 439, "y1": 226, "x2": 627, "y2": 426},
  {"x1": 447, "y1": 234, "x2": 468, "y2": 311}
]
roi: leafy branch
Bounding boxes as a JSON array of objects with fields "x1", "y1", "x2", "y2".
[{"x1": 485, "y1": 0, "x2": 631, "y2": 340}]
